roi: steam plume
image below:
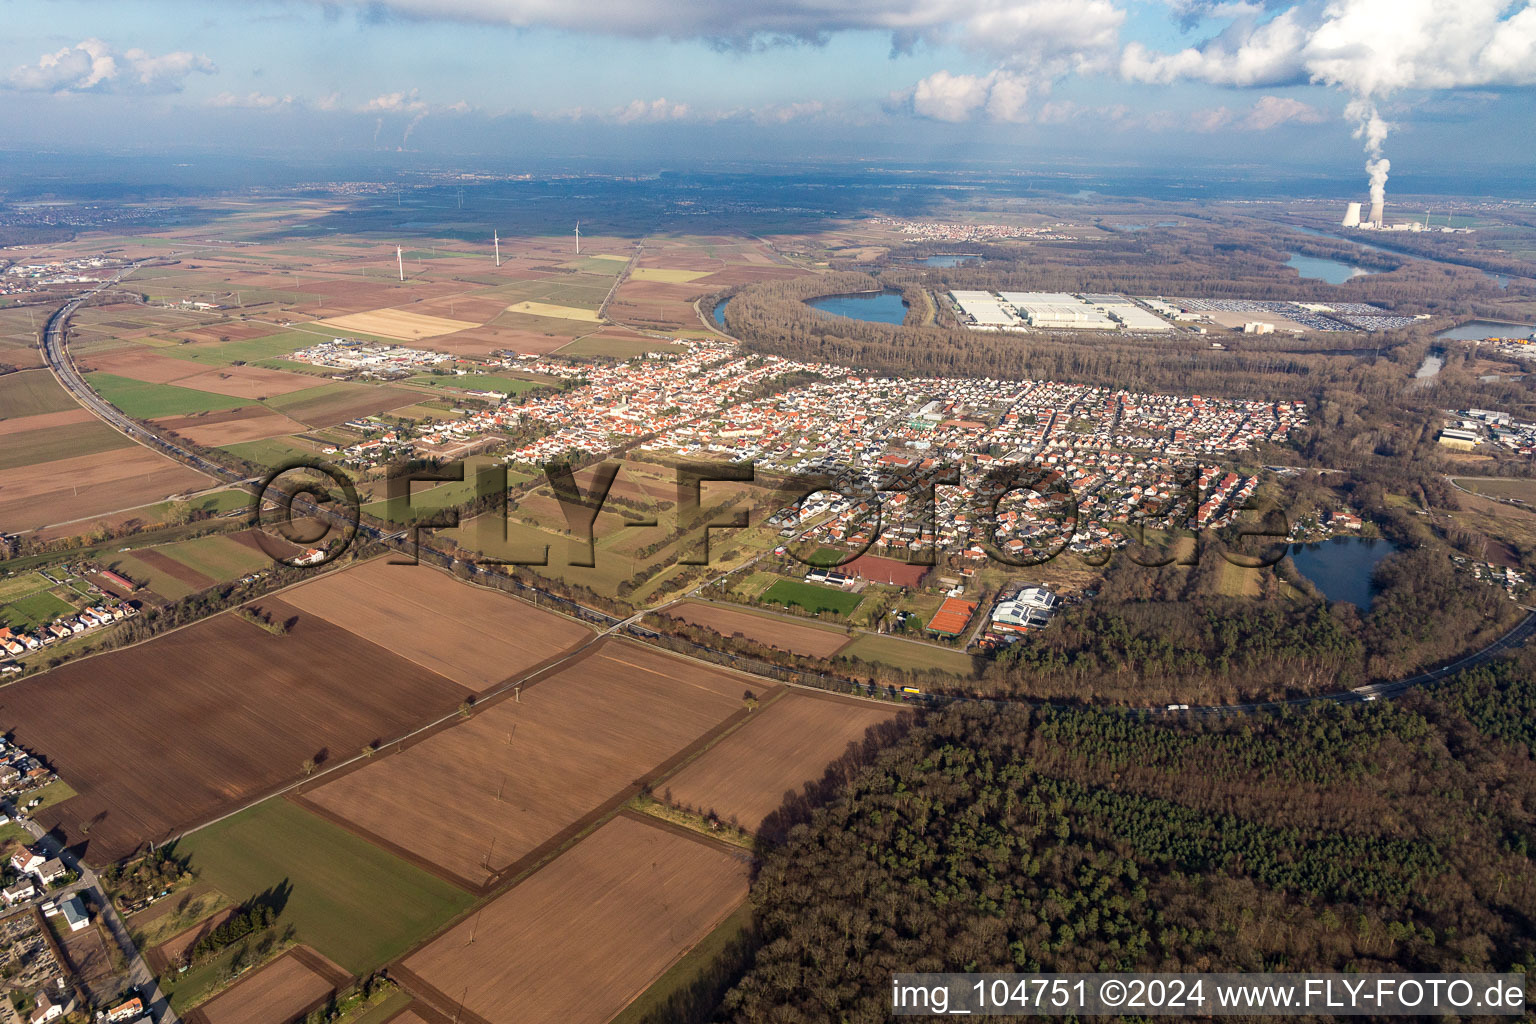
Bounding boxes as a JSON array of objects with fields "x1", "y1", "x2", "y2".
[{"x1": 1346, "y1": 98, "x2": 1388, "y2": 224}]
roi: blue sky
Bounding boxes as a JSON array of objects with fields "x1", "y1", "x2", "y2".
[{"x1": 1, "y1": 0, "x2": 1533, "y2": 175}]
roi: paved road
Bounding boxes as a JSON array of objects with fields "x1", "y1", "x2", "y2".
[{"x1": 7, "y1": 800, "x2": 177, "y2": 1023}]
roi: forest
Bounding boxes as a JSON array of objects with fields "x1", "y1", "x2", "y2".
[{"x1": 716, "y1": 648, "x2": 1536, "y2": 1023}]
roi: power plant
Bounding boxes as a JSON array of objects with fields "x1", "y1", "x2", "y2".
[
  {"x1": 1368, "y1": 197, "x2": 1385, "y2": 227},
  {"x1": 1342, "y1": 202, "x2": 1362, "y2": 228}
]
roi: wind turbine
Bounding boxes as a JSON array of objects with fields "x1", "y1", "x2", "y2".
[
  {"x1": 575, "y1": 221, "x2": 581, "y2": 256},
  {"x1": 397, "y1": 246, "x2": 404, "y2": 282},
  {"x1": 494, "y1": 230, "x2": 501, "y2": 267}
]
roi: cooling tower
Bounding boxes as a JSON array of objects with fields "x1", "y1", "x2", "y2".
[
  {"x1": 1342, "y1": 202, "x2": 1362, "y2": 228},
  {"x1": 1369, "y1": 198, "x2": 1384, "y2": 226}
]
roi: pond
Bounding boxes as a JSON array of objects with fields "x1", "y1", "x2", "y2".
[
  {"x1": 1286, "y1": 253, "x2": 1371, "y2": 284},
  {"x1": 1288, "y1": 537, "x2": 1399, "y2": 608},
  {"x1": 804, "y1": 289, "x2": 909, "y2": 325},
  {"x1": 1434, "y1": 319, "x2": 1535, "y2": 341},
  {"x1": 711, "y1": 299, "x2": 730, "y2": 328}
]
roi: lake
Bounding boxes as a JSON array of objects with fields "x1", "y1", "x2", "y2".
[
  {"x1": 805, "y1": 289, "x2": 909, "y2": 324},
  {"x1": 711, "y1": 299, "x2": 730, "y2": 328},
  {"x1": 918, "y1": 254, "x2": 981, "y2": 267},
  {"x1": 1286, "y1": 253, "x2": 1371, "y2": 284},
  {"x1": 1288, "y1": 537, "x2": 1399, "y2": 608},
  {"x1": 1435, "y1": 319, "x2": 1535, "y2": 341}
]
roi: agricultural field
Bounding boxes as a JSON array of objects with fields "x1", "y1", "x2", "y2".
[
  {"x1": 0, "y1": 419, "x2": 132, "y2": 472},
  {"x1": 185, "y1": 948, "x2": 348, "y2": 1024},
  {"x1": 504, "y1": 300, "x2": 604, "y2": 322},
  {"x1": 660, "y1": 692, "x2": 902, "y2": 835},
  {"x1": 278, "y1": 559, "x2": 591, "y2": 692},
  {"x1": 759, "y1": 577, "x2": 863, "y2": 616},
  {"x1": 663, "y1": 600, "x2": 852, "y2": 658},
  {"x1": 6, "y1": 599, "x2": 474, "y2": 862},
  {"x1": 298, "y1": 638, "x2": 756, "y2": 889},
  {"x1": 0, "y1": 369, "x2": 78, "y2": 418},
  {"x1": 396, "y1": 813, "x2": 749, "y2": 1024},
  {"x1": 316, "y1": 308, "x2": 479, "y2": 340},
  {"x1": 1453, "y1": 477, "x2": 1536, "y2": 503},
  {"x1": 553, "y1": 334, "x2": 685, "y2": 359},
  {"x1": 107, "y1": 531, "x2": 274, "y2": 601},
  {"x1": 0, "y1": 445, "x2": 211, "y2": 533},
  {"x1": 83, "y1": 372, "x2": 251, "y2": 418},
  {"x1": 171, "y1": 799, "x2": 473, "y2": 974},
  {"x1": 837, "y1": 632, "x2": 980, "y2": 675}
]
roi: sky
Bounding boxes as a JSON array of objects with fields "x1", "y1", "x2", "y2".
[{"x1": 1, "y1": 0, "x2": 1534, "y2": 182}]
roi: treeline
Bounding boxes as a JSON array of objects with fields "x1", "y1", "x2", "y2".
[
  {"x1": 183, "y1": 902, "x2": 277, "y2": 966},
  {"x1": 719, "y1": 651, "x2": 1536, "y2": 1021}
]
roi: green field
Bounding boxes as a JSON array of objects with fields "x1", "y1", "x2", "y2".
[
  {"x1": 159, "y1": 331, "x2": 312, "y2": 366},
  {"x1": 159, "y1": 534, "x2": 271, "y2": 582},
  {"x1": 220, "y1": 437, "x2": 324, "y2": 469},
  {"x1": 84, "y1": 372, "x2": 250, "y2": 418},
  {"x1": 759, "y1": 578, "x2": 863, "y2": 616},
  {"x1": 169, "y1": 799, "x2": 474, "y2": 973},
  {"x1": 0, "y1": 571, "x2": 55, "y2": 604},
  {"x1": 23, "y1": 780, "x2": 78, "y2": 815},
  {"x1": 0, "y1": 370, "x2": 77, "y2": 418},
  {"x1": 0, "y1": 589, "x2": 77, "y2": 630},
  {"x1": 0, "y1": 420, "x2": 132, "y2": 471},
  {"x1": 838, "y1": 632, "x2": 978, "y2": 675},
  {"x1": 410, "y1": 373, "x2": 540, "y2": 396}
]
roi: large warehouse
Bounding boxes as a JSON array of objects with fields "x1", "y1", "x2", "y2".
[
  {"x1": 950, "y1": 290, "x2": 1021, "y2": 329},
  {"x1": 1000, "y1": 292, "x2": 1119, "y2": 330}
]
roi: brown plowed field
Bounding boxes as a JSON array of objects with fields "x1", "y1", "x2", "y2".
[
  {"x1": 169, "y1": 365, "x2": 318, "y2": 399},
  {"x1": 279, "y1": 559, "x2": 591, "y2": 692},
  {"x1": 423, "y1": 325, "x2": 573, "y2": 356},
  {"x1": 661, "y1": 691, "x2": 902, "y2": 834},
  {"x1": 0, "y1": 408, "x2": 95, "y2": 436},
  {"x1": 0, "y1": 446, "x2": 210, "y2": 533},
  {"x1": 7, "y1": 599, "x2": 473, "y2": 863},
  {"x1": 157, "y1": 408, "x2": 309, "y2": 445},
  {"x1": 276, "y1": 386, "x2": 417, "y2": 428},
  {"x1": 397, "y1": 814, "x2": 749, "y2": 1024},
  {"x1": 299, "y1": 639, "x2": 757, "y2": 889},
  {"x1": 83, "y1": 348, "x2": 204, "y2": 384},
  {"x1": 187, "y1": 946, "x2": 347, "y2": 1024}
]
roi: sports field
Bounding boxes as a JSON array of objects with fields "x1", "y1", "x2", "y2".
[
  {"x1": 299, "y1": 639, "x2": 755, "y2": 889},
  {"x1": 173, "y1": 799, "x2": 473, "y2": 974},
  {"x1": 759, "y1": 577, "x2": 863, "y2": 615},
  {"x1": 396, "y1": 813, "x2": 749, "y2": 1024},
  {"x1": 660, "y1": 692, "x2": 901, "y2": 835},
  {"x1": 7, "y1": 600, "x2": 473, "y2": 862}
]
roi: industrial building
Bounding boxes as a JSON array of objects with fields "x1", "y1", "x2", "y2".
[
  {"x1": 990, "y1": 587, "x2": 1058, "y2": 632},
  {"x1": 999, "y1": 292, "x2": 1118, "y2": 330},
  {"x1": 950, "y1": 290, "x2": 1021, "y2": 329}
]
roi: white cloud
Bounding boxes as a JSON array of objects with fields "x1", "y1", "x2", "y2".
[
  {"x1": 1124, "y1": 0, "x2": 1536, "y2": 95},
  {"x1": 6, "y1": 38, "x2": 215, "y2": 94},
  {"x1": 613, "y1": 97, "x2": 692, "y2": 123},
  {"x1": 209, "y1": 90, "x2": 293, "y2": 109},
  {"x1": 1243, "y1": 93, "x2": 1324, "y2": 128}
]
